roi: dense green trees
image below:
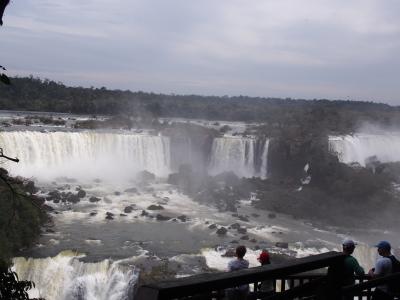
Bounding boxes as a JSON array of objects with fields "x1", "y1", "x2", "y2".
[
  {"x1": 1, "y1": 77, "x2": 399, "y2": 135},
  {"x1": 0, "y1": 168, "x2": 46, "y2": 300}
]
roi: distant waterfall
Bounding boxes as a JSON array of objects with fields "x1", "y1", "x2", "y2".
[
  {"x1": 208, "y1": 137, "x2": 269, "y2": 178},
  {"x1": 0, "y1": 131, "x2": 171, "y2": 180},
  {"x1": 12, "y1": 251, "x2": 137, "y2": 300},
  {"x1": 329, "y1": 134, "x2": 400, "y2": 166}
]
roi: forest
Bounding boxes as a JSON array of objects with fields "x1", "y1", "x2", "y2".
[{"x1": 1, "y1": 76, "x2": 400, "y2": 135}]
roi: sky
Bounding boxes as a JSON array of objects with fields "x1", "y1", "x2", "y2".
[{"x1": 1, "y1": 0, "x2": 400, "y2": 104}]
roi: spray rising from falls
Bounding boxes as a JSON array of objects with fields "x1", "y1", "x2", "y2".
[
  {"x1": 0, "y1": 131, "x2": 171, "y2": 181},
  {"x1": 0, "y1": 131, "x2": 271, "y2": 180},
  {"x1": 208, "y1": 137, "x2": 269, "y2": 178},
  {"x1": 12, "y1": 251, "x2": 138, "y2": 300},
  {"x1": 329, "y1": 133, "x2": 400, "y2": 166}
]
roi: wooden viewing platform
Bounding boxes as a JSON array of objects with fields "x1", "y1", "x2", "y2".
[{"x1": 136, "y1": 251, "x2": 400, "y2": 300}]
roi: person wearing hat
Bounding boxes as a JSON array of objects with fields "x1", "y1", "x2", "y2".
[
  {"x1": 256, "y1": 250, "x2": 275, "y2": 296},
  {"x1": 369, "y1": 241, "x2": 393, "y2": 300},
  {"x1": 342, "y1": 239, "x2": 365, "y2": 286}
]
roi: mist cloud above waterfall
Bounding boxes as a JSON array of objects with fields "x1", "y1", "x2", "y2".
[
  {"x1": 356, "y1": 122, "x2": 400, "y2": 134},
  {"x1": 2, "y1": 0, "x2": 400, "y2": 104}
]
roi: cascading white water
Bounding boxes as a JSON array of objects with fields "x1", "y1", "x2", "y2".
[
  {"x1": 329, "y1": 134, "x2": 400, "y2": 166},
  {"x1": 12, "y1": 251, "x2": 138, "y2": 300},
  {"x1": 0, "y1": 131, "x2": 171, "y2": 181},
  {"x1": 260, "y1": 139, "x2": 269, "y2": 179},
  {"x1": 208, "y1": 136, "x2": 269, "y2": 178}
]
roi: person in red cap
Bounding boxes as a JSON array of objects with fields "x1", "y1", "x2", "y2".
[{"x1": 257, "y1": 250, "x2": 275, "y2": 296}]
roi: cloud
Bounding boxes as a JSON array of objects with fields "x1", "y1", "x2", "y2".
[{"x1": 2, "y1": 0, "x2": 400, "y2": 104}]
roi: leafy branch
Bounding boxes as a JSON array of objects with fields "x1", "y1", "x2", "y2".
[
  {"x1": 0, "y1": 1, "x2": 10, "y2": 85},
  {"x1": 0, "y1": 0, "x2": 10, "y2": 26},
  {"x1": 0, "y1": 65, "x2": 10, "y2": 85},
  {"x1": 0, "y1": 151, "x2": 45, "y2": 300}
]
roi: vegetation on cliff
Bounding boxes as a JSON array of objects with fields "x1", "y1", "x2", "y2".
[{"x1": 0, "y1": 168, "x2": 47, "y2": 267}]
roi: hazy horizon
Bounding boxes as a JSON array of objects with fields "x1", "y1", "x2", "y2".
[{"x1": 8, "y1": 75, "x2": 400, "y2": 108}]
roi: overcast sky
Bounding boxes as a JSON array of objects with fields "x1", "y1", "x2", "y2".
[{"x1": 1, "y1": 0, "x2": 400, "y2": 104}]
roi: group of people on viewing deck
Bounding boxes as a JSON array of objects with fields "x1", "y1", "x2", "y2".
[
  {"x1": 225, "y1": 240, "x2": 400, "y2": 300},
  {"x1": 343, "y1": 239, "x2": 400, "y2": 300},
  {"x1": 226, "y1": 245, "x2": 274, "y2": 300}
]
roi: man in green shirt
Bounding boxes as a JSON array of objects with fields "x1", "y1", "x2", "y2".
[{"x1": 342, "y1": 239, "x2": 365, "y2": 286}]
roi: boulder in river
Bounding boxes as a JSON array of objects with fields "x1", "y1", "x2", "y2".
[
  {"x1": 275, "y1": 242, "x2": 289, "y2": 249},
  {"x1": 89, "y1": 196, "x2": 101, "y2": 203},
  {"x1": 208, "y1": 224, "x2": 217, "y2": 230},
  {"x1": 222, "y1": 248, "x2": 236, "y2": 257},
  {"x1": 230, "y1": 223, "x2": 241, "y2": 230},
  {"x1": 47, "y1": 190, "x2": 61, "y2": 201},
  {"x1": 77, "y1": 189, "x2": 86, "y2": 198},
  {"x1": 147, "y1": 204, "x2": 164, "y2": 210},
  {"x1": 124, "y1": 206, "x2": 134, "y2": 213},
  {"x1": 177, "y1": 215, "x2": 188, "y2": 222},
  {"x1": 105, "y1": 212, "x2": 114, "y2": 220},
  {"x1": 141, "y1": 210, "x2": 150, "y2": 217},
  {"x1": 237, "y1": 227, "x2": 247, "y2": 234},
  {"x1": 216, "y1": 227, "x2": 228, "y2": 235},
  {"x1": 66, "y1": 193, "x2": 80, "y2": 204},
  {"x1": 237, "y1": 215, "x2": 249, "y2": 222},
  {"x1": 156, "y1": 214, "x2": 171, "y2": 221}
]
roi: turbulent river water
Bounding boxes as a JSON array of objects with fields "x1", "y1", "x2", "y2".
[{"x1": 1, "y1": 120, "x2": 399, "y2": 300}]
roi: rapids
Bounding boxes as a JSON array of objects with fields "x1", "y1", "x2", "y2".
[{"x1": 2, "y1": 128, "x2": 396, "y2": 300}]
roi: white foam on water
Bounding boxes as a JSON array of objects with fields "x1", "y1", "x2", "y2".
[
  {"x1": 289, "y1": 245, "x2": 332, "y2": 258},
  {"x1": 201, "y1": 247, "x2": 261, "y2": 271},
  {"x1": 12, "y1": 251, "x2": 138, "y2": 300},
  {"x1": 84, "y1": 239, "x2": 103, "y2": 246}
]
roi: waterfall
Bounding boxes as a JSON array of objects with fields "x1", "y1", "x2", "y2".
[
  {"x1": 329, "y1": 133, "x2": 400, "y2": 166},
  {"x1": 0, "y1": 131, "x2": 271, "y2": 180},
  {"x1": 12, "y1": 251, "x2": 138, "y2": 300},
  {"x1": 260, "y1": 139, "x2": 269, "y2": 179},
  {"x1": 0, "y1": 131, "x2": 171, "y2": 180},
  {"x1": 208, "y1": 136, "x2": 269, "y2": 178}
]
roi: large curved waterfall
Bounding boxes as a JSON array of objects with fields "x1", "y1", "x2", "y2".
[
  {"x1": 329, "y1": 133, "x2": 400, "y2": 166},
  {"x1": 12, "y1": 251, "x2": 137, "y2": 300},
  {"x1": 208, "y1": 137, "x2": 269, "y2": 178},
  {"x1": 0, "y1": 131, "x2": 270, "y2": 179},
  {"x1": 0, "y1": 131, "x2": 171, "y2": 180}
]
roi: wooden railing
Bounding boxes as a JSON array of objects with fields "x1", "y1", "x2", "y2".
[
  {"x1": 136, "y1": 252, "x2": 400, "y2": 300},
  {"x1": 136, "y1": 251, "x2": 345, "y2": 300}
]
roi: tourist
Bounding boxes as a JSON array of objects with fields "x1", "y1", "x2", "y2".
[
  {"x1": 256, "y1": 250, "x2": 275, "y2": 296},
  {"x1": 226, "y1": 245, "x2": 250, "y2": 300},
  {"x1": 369, "y1": 241, "x2": 393, "y2": 300},
  {"x1": 342, "y1": 239, "x2": 365, "y2": 285},
  {"x1": 340, "y1": 239, "x2": 364, "y2": 300}
]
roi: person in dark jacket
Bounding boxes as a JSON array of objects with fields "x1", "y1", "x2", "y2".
[{"x1": 257, "y1": 250, "x2": 275, "y2": 296}]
